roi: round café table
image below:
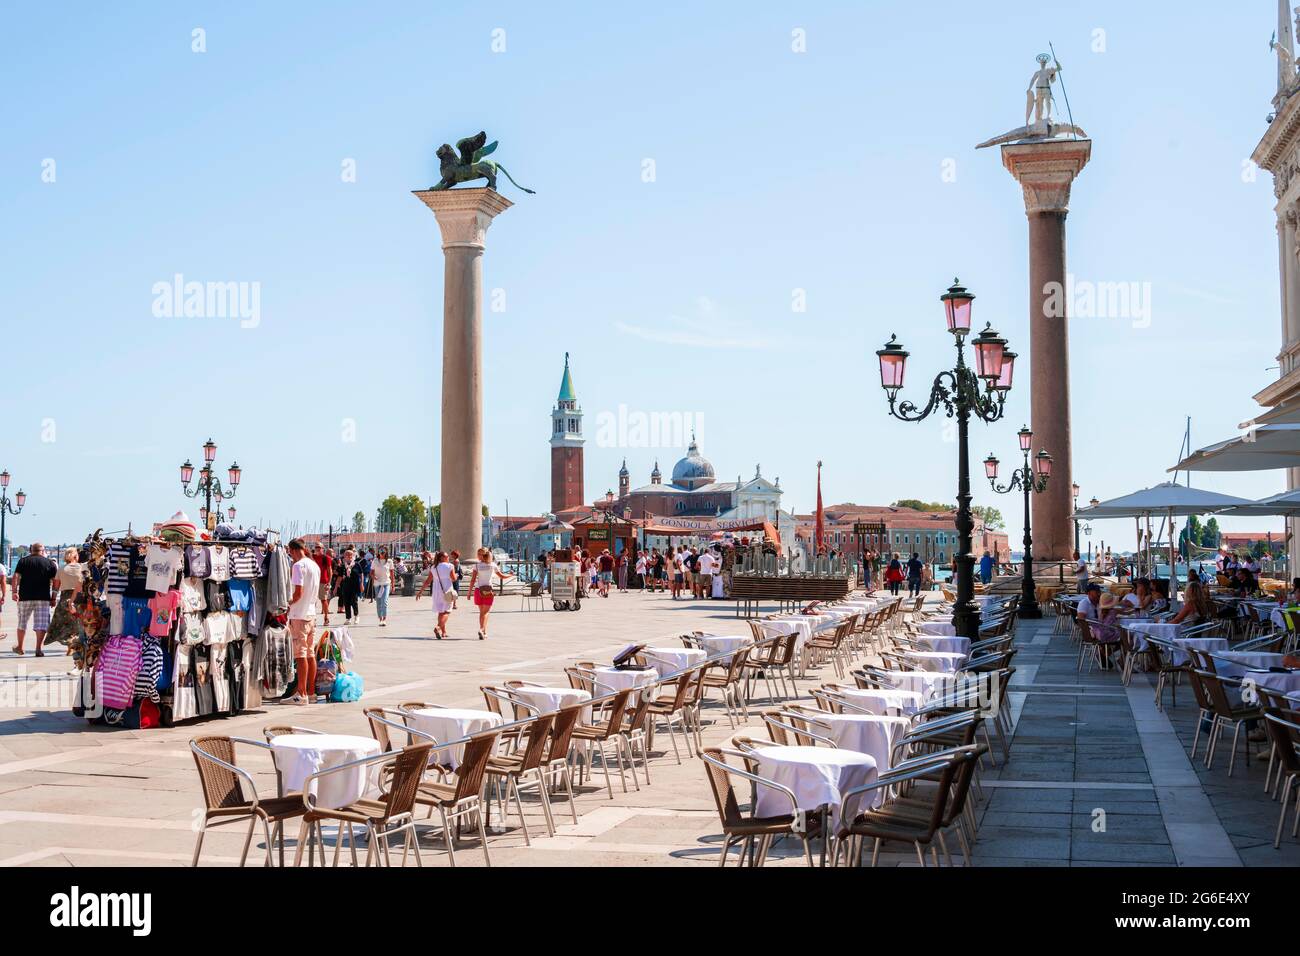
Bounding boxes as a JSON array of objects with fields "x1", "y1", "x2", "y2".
[
  {"x1": 917, "y1": 621, "x2": 957, "y2": 637},
  {"x1": 903, "y1": 650, "x2": 965, "y2": 673},
  {"x1": 752, "y1": 745, "x2": 877, "y2": 833},
  {"x1": 642, "y1": 646, "x2": 707, "y2": 678},
  {"x1": 916, "y1": 635, "x2": 970, "y2": 655},
  {"x1": 508, "y1": 685, "x2": 592, "y2": 723},
  {"x1": 696, "y1": 634, "x2": 753, "y2": 658},
  {"x1": 830, "y1": 686, "x2": 925, "y2": 716},
  {"x1": 1240, "y1": 668, "x2": 1300, "y2": 696},
  {"x1": 812, "y1": 714, "x2": 909, "y2": 805},
  {"x1": 269, "y1": 733, "x2": 381, "y2": 810},
  {"x1": 590, "y1": 664, "x2": 659, "y2": 698},
  {"x1": 405, "y1": 707, "x2": 503, "y2": 769}
]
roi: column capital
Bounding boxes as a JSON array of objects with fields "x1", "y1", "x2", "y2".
[
  {"x1": 1000, "y1": 139, "x2": 1093, "y2": 215},
  {"x1": 412, "y1": 187, "x2": 513, "y2": 249}
]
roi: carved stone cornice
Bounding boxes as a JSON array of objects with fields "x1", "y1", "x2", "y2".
[
  {"x1": 1000, "y1": 139, "x2": 1093, "y2": 215},
  {"x1": 411, "y1": 187, "x2": 513, "y2": 249}
]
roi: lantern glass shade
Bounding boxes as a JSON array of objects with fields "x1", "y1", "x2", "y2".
[
  {"x1": 14, "y1": 490, "x2": 25, "y2": 508},
  {"x1": 995, "y1": 350, "x2": 1016, "y2": 392},
  {"x1": 228, "y1": 462, "x2": 241, "y2": 486},
  {"x1": 984, "y1": 454, "x2": 999, "y2": 480},
  {"x1": 199, "y1": 507, "x2": 208, "y2": 523},
  {"x1": 0, "y1": 470, "x2": 9, "y2": 488},
  {"x1": 1072, "y1": 482, "x2": 1080, "y2": 498},
  {"x1": 1090, "y1": 497, "x2": 1100, "y2": 509},
  {"x1": 203, "y1": 439, "x2": 217, "y2": 463},
  {"x1": 227, "y1": 507, "x2": 236, "y2": 520},
  {"x1": 940, "y1": 279, "x2": 975, "y2": 335},
  {"x1": 972, "y1": 326, "x2": 1007, "y2": 381},
  {"x1": 876, "y1": 335, "x2": 909, "y2": 391},
  {"x1": 180, "y1": 460, "x2": 194, "y2": 485},
  {"x1": 1035, "y1": 451, "x2": 1053, "y2": 478},
  {"x1": 1017, "y1": 426, "x2": 1033, "y2": 453}
]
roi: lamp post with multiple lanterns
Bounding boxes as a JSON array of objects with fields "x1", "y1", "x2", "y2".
[
  {"x1": 0, "y1": 471, "x2": 27, "y2": 569},
  {"x1": 877, "y1": 279, "x2": 1015, "y2": 640},
  {"x1": 180, "y1": 439, "x2": 242, "y2": 530},
  {"x1": 984, "y1": 426, "x2": 1052, "y2": 618}
]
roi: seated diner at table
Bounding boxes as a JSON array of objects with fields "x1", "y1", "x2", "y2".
[
  {"x1": 1168, "y1": 580, "x2": 1213, "y2": 628},
  {"x1": 1075, "y1": 582, "x2": 1102, "y2": 623},
  {"x1": 1121, "y1": 577, "x2": 1159, "y2": 614}
]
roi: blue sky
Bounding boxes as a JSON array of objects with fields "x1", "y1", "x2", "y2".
[{"x1": 0, "y1": 1, "x2": 1288, "y2": 552}]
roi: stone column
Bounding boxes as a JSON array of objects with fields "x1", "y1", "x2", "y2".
[
  {"x1": 1001, "y1": 139, "x2": 1092, "y2": 562},
  {"x1": 412, "y1": 187, "x2": 513, "y2": 560},
  {"x1": 1287, "y1": 210, "x2": 1300, "y2": 349}
]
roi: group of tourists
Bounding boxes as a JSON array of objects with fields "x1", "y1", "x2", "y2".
[
  {"x1": 875, "y1": 551, "x2": 933, "y2": 597},
  {"x1": 415, "y1": 546, "x2": 511, "y2": 641},
  {"x1": 307, "y1": 543, "x2": 404, "y2": 628}
]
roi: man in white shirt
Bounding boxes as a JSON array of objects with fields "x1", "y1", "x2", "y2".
[
  {"x1": 697, "y1": 549, "x2": 716, "y2": 599},
  {"x1": 1075, "y1": 582, "x2": 1102, "y2": 623},
  {"x1": 285, "y1": 538, "x2": 320, "y2": 705}
]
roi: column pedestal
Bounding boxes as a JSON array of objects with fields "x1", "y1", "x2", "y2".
[
  {"x1": 412, "y1": 187, "x2": 513, "y2": 560},
  {"x1": 1000, "y1": 139, "x2": 1092, "y2": 563}
]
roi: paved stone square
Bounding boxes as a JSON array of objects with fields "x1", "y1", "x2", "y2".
[{"x1": 0, "y1": 592, "x2": 1294, "y2": 867}]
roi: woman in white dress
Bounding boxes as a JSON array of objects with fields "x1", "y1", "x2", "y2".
[{"x1": 415, "y1": 550, "x2": 457, "y2": 640}]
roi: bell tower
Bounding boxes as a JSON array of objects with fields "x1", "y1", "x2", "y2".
[{"x1": 550, "y1": 352, "x2": 584, "y2": 512}]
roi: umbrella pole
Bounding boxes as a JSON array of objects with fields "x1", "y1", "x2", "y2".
[{"x1": 1168, "y1": 507, "x2": 1177, "y2": 602}]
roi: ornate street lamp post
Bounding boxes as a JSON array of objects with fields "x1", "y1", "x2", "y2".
[
  {"x1": 1071, "y1": 482, "x2": 1081, "y2": 554},
  {"x1": 0, "y1": 471, "x2": 28, "y2": 569},
  {"x1": 877, "y1": 279, "x2": 1014, "y2": 639},
  {"x1": 180, "y1": 438, "x2": 242, "y2": 529},
  {"x1": 984, "y1": 426, "x2": 1052, "y2": 618}
]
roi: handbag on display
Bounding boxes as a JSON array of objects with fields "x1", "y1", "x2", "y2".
[{"x1": 315, "y1": 659, "x2": 338, "y2": 698}]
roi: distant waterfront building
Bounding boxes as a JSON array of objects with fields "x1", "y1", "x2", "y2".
[
  {"x1": 550, "y1": 353, "x2": 585, "y2": 513},
  {"x1": 793, "y1": 503, "x2": 1009, "y2": 565}
]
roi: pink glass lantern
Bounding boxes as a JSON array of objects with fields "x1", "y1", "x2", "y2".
[
  {"x1": 203, "y1": 439, "x2": 217, "y2": 463},
  {"x1": 1017, "y1": 425, "x2": 1033, "y2": 453},
  {"x1": 984, "y1": 454, "x2": 999, "y2": 480},
  {"x1": 995, "y1": 350, "x2": 1016, "y2": 393},
  {"x1": 180, "y1": 460, "x2": 194, "y2": 485},
  {"x1": 0, "y1": 470, "x2": 9, "y2": 489},
  {"x1": 940, "y1": 279, "x2": 975, "y2": 335},
  {"x1": 1035, "y1": 451, "x2": 1053, "y2": 478},
  {"x1": 14, "y1": 490, "x2": 25, "y2": 509},
  {"x1": 228, "y1": 462, "x2": 241, "y2": 487},
  {"x1": 971, "y1": 325, "x2": 1007, "y2": 382},
  {"x1": 876, "y1": 335, "x2": 909, "y2": 393}
]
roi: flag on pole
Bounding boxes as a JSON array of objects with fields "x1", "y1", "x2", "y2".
[{"x1": 815, "y1": 460, "x2": 825, "y2": 555}]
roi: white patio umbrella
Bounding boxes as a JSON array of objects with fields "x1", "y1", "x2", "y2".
[
  {"x1": 1239, "y1": 402, "x2": 1300, "y2": 429},
  {"x1": 1212, "y1": 486, "x2": 1300, "y2": 516},
  {"x1": 1169, "y1": 423, "x2": 1300, "y2": 472},
  {"x1": 1071, "y1": 483, "x2": 1254, "y2": 595}
]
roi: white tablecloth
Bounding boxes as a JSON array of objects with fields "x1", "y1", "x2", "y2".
[
  {"x1": 753, "y1": 745, "x2": 877, "y2": 829},
  {"x1": 830, "y1": 687, "x2": 925, "y2": 716},
  {"x1": 916, "y1": 635, "x2": 970, "y2": 655},
  {"x1": 814, "y1": 713, "x2": 909, "y2": 798},
  {"x1": 509, "y1": 685, "x2": 592, "y2": 721},
  {"x1": 697, "y1": 634, "x2": 753, "y2": 658},
  {"x1": 270, "y1": 734, "x2": 381, "y2": 810},
  {"x1": 756, "y1": 618, "x2": 812, "y2": 649},
  {"x1": 590, "y1": 665, "x2": 659, "y2": 698},
  {"x1": 903, "y1": 650, "x2": 966, "y2": 673},
  {"x1": 918, "y1": 621, "x2": 956, "y2": 637},
  {"x1": 405, "y1": 707, "x2": 502, "y2": 769},
  {"x1": 1240, "y1": 669, "x2": 1300, "y2": 696},
  {"x1": 875, "y1": 669, "x2": 954, "y2": 701},
  {"x1": 643, "y1": 646, "x2": 707, "y2": 678},
  {"x1": 1214, "y1": 652, "x2": 1288, "y2": 680}
]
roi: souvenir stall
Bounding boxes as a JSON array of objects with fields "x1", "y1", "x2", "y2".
[{"x1": 66, "y1": 513, "x2": 353, "y2": 728}]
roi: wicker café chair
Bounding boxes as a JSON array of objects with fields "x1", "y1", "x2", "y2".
[
  {"x1": 293, "y1": 743, "x2": 433, "y2": 868},
  {"x1": 699, "y1": 647, "x2": 750, "y2": 728},
  {"x1": 1192, "y1": 669, "x2": 1265, "y2": 776},
  {"x1": 834, "y1": 751, "x2": 967, "y2": 868},
  {"x1": 700, "y1": 746, "x2": 820, "y2": 867},
  {"x1": 572, "y1": 688, "x2": 636, "y2": 797},
  {"x1": 413, "y1": 730, "x2": 500, "y2": 867},
  {"x1": 190, "y1": 736, "x2": 308, "y2": 867},
  {"x1": 485, "y1": 712, "x2": 558, "y2": 843},
  {"x1": 1263, "y1": 710, "x2": 1300, "y2": 848},
  {"x1": 540, "y1": 703, "x2": 585, "y2": 826}
]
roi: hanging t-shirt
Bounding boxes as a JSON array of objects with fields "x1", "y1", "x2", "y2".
[
  {"x1": 228, "y1": 546, "x2": 260, "y2": 579},
  {"x1": 180, "y1": 611, "x2": 205, "y2": 645},
  {"x1": 227, "y1": 578, "x2": 253, "y2": 613},
  {"x1": 208, "y1": 546, "x2": 231, "y2": 582},
  {"x1": 203, "y1": 610, "x2": 237, "y2": 646},
  {"x1": 147, "y1": 590, "x2": 181, "y2": 638},
  {"x1": 123, "y1": 545, "x2": 152, "y2": 599},
  {"x1": 106, "y1": 542, "x2": 132, "y2": 594},
  {"x1": 179, "y1": 577, "x2": 207, "y2": 612},
  {"x1": 185, "y1": 544, "x2": 211, "y2": 579},
  {"x1": 145, "y1": 544, "x2": 184, "y2": 593}
]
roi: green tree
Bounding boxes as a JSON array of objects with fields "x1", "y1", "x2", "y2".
[
  {"x1": 1179, "y1": 515, "x2": 1203, "y2": 558},
  {"x1": 376, "y1": 494, "x2": 427, "y2": 533},
  {"x1": 891, "y1": 499, "x2": 950, "y2": 512},
  {"x1": 1201, "y1": 517, "x2": 1220, "y2": 549},
  {"x1": 351, "y1": 511, "x2": 367, "y2": 533},
  {"x1": 971, "y1": 506, "x2": 1004, "y2": 531}
]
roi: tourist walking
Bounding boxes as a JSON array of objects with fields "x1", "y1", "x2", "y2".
[
  {"x1": 978, "y1": 550, "x2": 994, "y2": 585},
  {"x1": 11, "y1": 542, "x2": 57, "y2": 657},
  {"x1": 906, "y1": 552, "x2": 924, "y2": 597},
  {"x1": 885, "y1": 552, "x2": 904, "y2": 596},
  {"x1": 372, "y1": 548, "x2": 393, "y2": 627},
  {"x1": 311, "y1": 543, "x2": 333, "y2": 625},
  {"x1": 468, "y1": 547, "x2": 511, "y2": 640},
  {"x1": 46, "y1": 547, "x2": 84, "y2": 647},
  {"x1": 335, "y1": 548, "x2": 364, "y2": 623},
  {"x1": 616, "y1": 550, "x2": 629, "y2": 591},
  {"x1": 1074, "y1": 550, "x2": 1088, "y2": 592},
  {"x1": 598, "y1": 549, "x2": 614, "y2": 597},
  {"x1": 449, "y1": 550, "x2": 462, "y2": 607},
  {"x1": 697, "y1": 546, "x2": 717, "y2": 599},
  {"x1": 415, "y1": 550, "x2": 457, "y2": 639},
  {"x1": 283, "y1": 538, "x2": 320, "y2": 705}
]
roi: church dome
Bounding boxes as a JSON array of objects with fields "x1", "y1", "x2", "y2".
[{"x1": 671, "y1": 440, "x2": 715, "y2": 488}]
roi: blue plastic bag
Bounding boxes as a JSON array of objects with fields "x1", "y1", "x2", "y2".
[{"x1": 329, "y1": 670, "x2": 364, "y2": 703}]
